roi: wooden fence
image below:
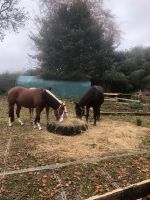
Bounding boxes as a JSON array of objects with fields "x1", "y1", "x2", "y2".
[
  {"x1": 86, "y1": 179, "x2": 150, "y2": 200},
  {"x1": 138, "y1": 92, "x2": 150, "y2": 104},
  {"x1": 104, "y1": 92, "x2": 150, "y2": 104}
]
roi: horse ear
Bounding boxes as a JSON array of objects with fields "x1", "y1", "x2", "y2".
[{"x1": 61, "y1": 102, "x2": 65, "y2": 107}]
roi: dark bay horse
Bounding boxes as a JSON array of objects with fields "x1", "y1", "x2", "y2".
[
  {"x1": 8, "y1": 86, "x2": 67, "y2": 130},
  {"x1": 75, "y1": 85, "x2": 104, "y2": 126}
]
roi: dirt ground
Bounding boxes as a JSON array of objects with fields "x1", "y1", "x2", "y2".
[
  {"x1": 34, "y1": 117, "x2": 149, "y2": 160},
  {"x1": 0, "y1": 95, "x2": 149, "y2": 161},
  {"x1": 0, "y1": 96, "x2": 150, "y2": 199}
]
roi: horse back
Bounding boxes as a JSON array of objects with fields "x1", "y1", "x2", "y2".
[
  {"x1": 79, "y1": 85, "x2": 104, "y2": 107},
  {"x1": 8, "y1": 86, "x2": 44, "y2": 108}
]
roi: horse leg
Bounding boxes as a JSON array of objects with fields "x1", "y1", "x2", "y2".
[
  {"x1": 97, "y1": 106, "x2": 101, "y2": 121},
  {"x1": 34, "y1": 107, "x2": 44, "y2": 130},
  {"x1": 86, "y1": 106, "x2": 90, "y2": 124},
  {"x1": 93, "y1": 106, "x2": 98, "y2": 126},
  {"x1": 29, "y1": 108, "x2": 34, "y2": 123},
  {"x1": 8, "y1": 104, "x2": 14, "y2": 127},
  {"x1": 16, "y1": 105, "x2": 24, "y2": 126},
  {"x1": 46, "y1": 106, "x2": 49, "y2": 126}
]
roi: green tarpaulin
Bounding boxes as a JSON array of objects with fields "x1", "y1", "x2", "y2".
[{"x1": 16, "y1": 76, "x2": 91, "y2": 98}]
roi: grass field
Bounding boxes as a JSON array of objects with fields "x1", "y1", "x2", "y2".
[{"x1": 0, "y1": 95, "x2": 150, "y2": 199}]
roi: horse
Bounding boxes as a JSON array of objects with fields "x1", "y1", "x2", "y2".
[
  {"x1": 75, "y1": 85, "x2": 104, "y2": 126},
  {"x1": 28, "y1": 87, "x2": 52, "y2": 125},
  {"x1": 8, "y1": 86, "x2": 67, "y2": 130}
]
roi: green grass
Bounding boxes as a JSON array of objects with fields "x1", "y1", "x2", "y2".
[
  {"x1": 0, "y1": 154, "x2": 149, "y2": 199},
  {"x1": 128, "y1": 102, "x2": 143, "y2": 109}
]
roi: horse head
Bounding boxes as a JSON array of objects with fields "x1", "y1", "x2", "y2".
[
  {"x1": 75, "y1": 103, "x2": 84, "y2": 119},
  {"x1": 44, "y1": 89, "x2": 68, "y2": 122},
  {"x1": 54, "y1": 102, "x2": 68, "y2": 122}
]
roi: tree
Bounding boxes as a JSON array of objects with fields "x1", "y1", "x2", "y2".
[
  {"x1": 129, "y1": 69, "x2": 145, "y2": 91},
  {"x1": 31, "y1": 0, "x2": 116, "y2": 80},
  {"x1": 102, "y1": 69, "x2": 132, "y2": 92},
  {"x1": 39, "y1": 0, "x2": 120, "y2": 46},
  {"x1": 142, "y1": 75, "x2": 150, "y2": 90},
  {"x1": 113, "y1": 46, "x2": 150, "y2": 91},
  {"x1": 0, "y1": 0, "x2": 28, "y2": 40}
]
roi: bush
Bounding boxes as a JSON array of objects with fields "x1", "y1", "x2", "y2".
[
  {"x1": 128, "y1": 102, "x2": 143, "y2": 109},
  {"x1": 136, "y1": 118, "x2": 142, "y2": 126},
  {"x1": 0, "y1": 89, "x2": 7, "y2": 95}
]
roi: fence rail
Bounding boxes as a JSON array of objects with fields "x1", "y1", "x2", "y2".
[{"x1": 86, "y1": 179, "x2": 150, "y2": 200}]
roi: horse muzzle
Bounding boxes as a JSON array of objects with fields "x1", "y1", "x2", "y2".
[{"x1": 59, "y1": 111, "x2": 65, "y2": 122}]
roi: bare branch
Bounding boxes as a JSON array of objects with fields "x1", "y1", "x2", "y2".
[{"x1": 0, "y1": 0, "x2": 28, "y2": 40}]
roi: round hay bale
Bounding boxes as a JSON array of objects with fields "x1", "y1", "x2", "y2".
[{"x1": 47, "y1": 118, "x2": 88, "y2": 136}]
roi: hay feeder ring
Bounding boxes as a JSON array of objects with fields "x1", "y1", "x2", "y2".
[{"x1": 47, "y1": 118, "x2": 88, "y2": 136}]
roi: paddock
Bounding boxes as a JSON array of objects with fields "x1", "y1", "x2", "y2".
[{"x1": 0, "y1": 95, "x2": 150, "y2": 199}]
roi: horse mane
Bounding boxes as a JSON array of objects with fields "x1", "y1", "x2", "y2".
[
  {"x1": 45, "y1": 89, "x2": 62, "y2": 104},
  {"x1": 29, "y1": 88, "x2": 37, "y2": 90}
]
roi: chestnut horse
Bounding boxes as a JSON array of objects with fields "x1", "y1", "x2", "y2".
[
  {"x1": 28, "y1": 87, "x2": 52, "y2": 124},
  {"x1": 75, "y1": 85, "x2": 104, "y2": 126},
  {"x1": 8, "y1": 86, "x2": 67, "y2": 130}
]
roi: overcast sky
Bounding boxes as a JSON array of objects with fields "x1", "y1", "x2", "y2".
[{"x1": 0, "y1": 0, "x2": 150, "y2": 73}]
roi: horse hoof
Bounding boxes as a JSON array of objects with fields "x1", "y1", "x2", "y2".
[{"x1": 21, "y1": 123, "x2": 24, "y2": 126}]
